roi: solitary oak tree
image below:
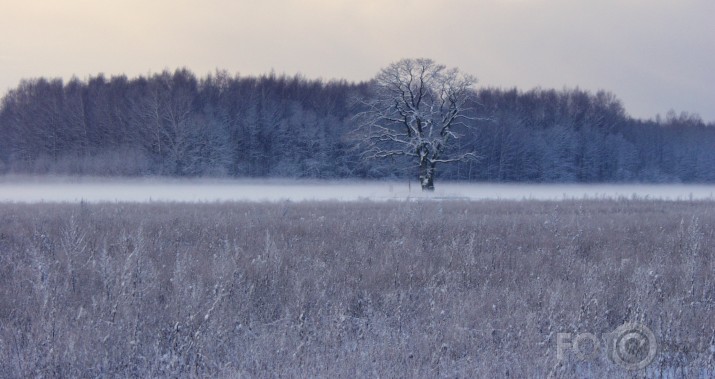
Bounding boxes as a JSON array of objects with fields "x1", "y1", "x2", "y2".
[{"x1": 358, "y1": 58, "x2": 478, "y2": 191}]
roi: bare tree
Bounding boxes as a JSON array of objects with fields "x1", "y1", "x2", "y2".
[{"x1": 357, "y1": 58, "x2": 479, "y2": 190}]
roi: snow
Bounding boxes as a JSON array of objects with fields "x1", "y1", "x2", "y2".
[{"x1": 0, "y1": 176, "x2": 714, "y2": 203}]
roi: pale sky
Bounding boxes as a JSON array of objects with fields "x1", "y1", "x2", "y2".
[{"x1": 1, "y1": 0, "x2": 713, "y2": 121}]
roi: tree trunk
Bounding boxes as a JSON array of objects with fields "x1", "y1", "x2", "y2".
[{"x1": 419, "y1": 161, "x2": 436, "y2": 191}]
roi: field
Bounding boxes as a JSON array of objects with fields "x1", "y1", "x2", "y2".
[{"x1": 0, "y1": 200, "x2": 713, "y2": 377}]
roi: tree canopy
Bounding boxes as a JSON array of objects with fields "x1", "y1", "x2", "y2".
[
  {"x1": 357, "y1": 58, "x2": 479, "y2": 190},
  {"x1": 1, "y1": 66, "x2": 713, "y2": 182}
]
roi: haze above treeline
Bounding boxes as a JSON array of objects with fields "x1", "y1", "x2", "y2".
[{"x1": 0, "y1": 68, "x2": 713, "y2": 183}]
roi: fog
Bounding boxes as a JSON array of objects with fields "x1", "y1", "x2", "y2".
[{"x1": 0, "y1": 177, "x2": 713, "y2": 203}]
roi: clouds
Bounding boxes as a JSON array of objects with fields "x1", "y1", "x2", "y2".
[{"x1": 1, "y1": 0, "x2": 713, "y2": 121}]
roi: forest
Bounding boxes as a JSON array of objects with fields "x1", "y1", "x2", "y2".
[{"x1": 1, "y1": 68, "x2": 713, "y2": 182}]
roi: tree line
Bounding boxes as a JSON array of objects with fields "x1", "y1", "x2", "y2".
[{"x1": 1, "y1": 67, "x2": 713, "y2": 182}]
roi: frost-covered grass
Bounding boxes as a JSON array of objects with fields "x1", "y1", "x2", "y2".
[
  {"x1": 1, "y1": 176, "x2": 715, "y2": 202},
  {"x1": 0, "y1": 200, "x2": 713, "y2": 377}
]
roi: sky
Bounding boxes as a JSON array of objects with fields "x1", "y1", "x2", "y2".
[{"x1": 1, "y1": 0, "x2": 713, "y2": 121}]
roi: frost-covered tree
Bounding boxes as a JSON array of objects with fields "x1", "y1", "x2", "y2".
[
  {"x1": 2, "y1": 66, "x2": 715, "y2": 181},
  {"x1": 357, "y1": 58, "x2": 479, "y2": 190}
]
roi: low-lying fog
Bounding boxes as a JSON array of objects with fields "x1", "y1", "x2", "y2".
[{"x1": 1, "y1": 176, "x2": 714, "y2": 203}]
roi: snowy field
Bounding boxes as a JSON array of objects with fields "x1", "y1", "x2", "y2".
[{"x1": 1, "y1": 176, "x2": 714, "y2": 203}]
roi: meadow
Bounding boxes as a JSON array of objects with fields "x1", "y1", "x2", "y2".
[{"x1": 0, "y1": 200, "x2": 713, "y2": 377}]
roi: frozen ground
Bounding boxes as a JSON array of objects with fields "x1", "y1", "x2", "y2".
[{"x1": 1, "y1": 176, "x2": 714, "y2": 203}]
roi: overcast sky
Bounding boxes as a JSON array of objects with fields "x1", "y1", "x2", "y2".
[{"x1": 1, "y1": 0, "x2": 713, "y2": 121}]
